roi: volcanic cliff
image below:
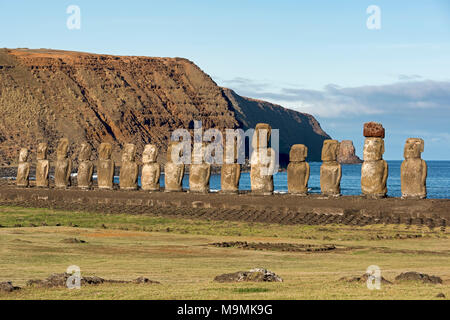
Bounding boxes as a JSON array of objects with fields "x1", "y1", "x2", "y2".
[{"x1": 0, "y1": 48, "x2": 330, "y2": 165}]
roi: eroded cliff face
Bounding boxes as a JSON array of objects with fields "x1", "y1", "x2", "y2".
[{"x1": 0, "y1": 48, "x2": 330, "y2": 164}]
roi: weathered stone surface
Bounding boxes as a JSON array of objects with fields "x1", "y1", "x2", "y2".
[
  {"x1": 251, "y1": 123, "x2": 271, "y2": 149},
  {"x1": 250, "y1": 148, "x2": 275, "y2": 195},
  {"x1": 320, "y1": 140, "x2": 341, "y2": 196},
  {"x1": 287, "y1": 144, "x2": 310, "y2": 195},
  {"x1": 119, "y1": 144, "x2": 138, "y2": 190},
  {"x1": 395, "y1": 272, "x2": 442, "y2": 284},
  {"x1": 97, "y1": 143, "x2": 115, "y2": 190},
  {"x1": 401, "y1": 138, "x2": 427, "y2": 199},
  {"x1": 189, "y1": 143, "x2": 211, "y2": 193},
  {"x1": 77, "y1": 143, "x2": 94, "y2": 189},
  {"x1": 54, "y1": 138, "x2": 72, "y2": 188},
  {"x1": 363, "y1": 122, "x2": 385, "y2": 138},
  {"x1": 164, "y1": 142, "x2": 185, "y2": 192},
  {"x1": 337, "y1": 140, "x2": 362, "y2": 164},
  {"x1": 141, "y1": 144, "x2": 160, "y2": 191},
  {"x1": 36, "y1": 143, "x2": 49, "y2": 188},
  {"x1": 221, "y1": 164, "x2": 241, "y2": 194},
  {"x1": 361, "y1": 137, "x2": 388, "y2": 198},
  {"x1": 16, "y1": 148, "x2": 30, "y2": 187}
]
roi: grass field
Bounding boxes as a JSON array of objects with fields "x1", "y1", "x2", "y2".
[{"x1": 0, "y1": 206, "x2": 449, "y2": 300}]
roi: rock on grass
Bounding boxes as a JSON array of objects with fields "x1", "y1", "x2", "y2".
[
  {"x1": 214, "y1": 268, "x2": 283, "y2": 283},
  {"x1": 395, "y1": 272, "x2": 442, "y2": 284},
  {"x1": 0, "y1": 281, "x2": 21, "y2": 293}
]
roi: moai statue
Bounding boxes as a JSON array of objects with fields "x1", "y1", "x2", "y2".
[
  {"x1": 320, "y1": 140, "x2": 342, "y2": 197},
  {"x1": 401, "y1": 138, "x2": 427, "y2": 199},
  {"x1": 16, "y1": 148, "x2": 30, "y2": 187},
  {"x1": 54, "y1": 138, "x2": 73, "y2": 188},
  {"x1": 287, "y1": 144, "x2": 310, "y2": 195},
  {"x1": 77, "y1": 143, "x2": 94, "y2": 189},
  {"x1": 361, "y1": 122, "x2": 388, "y2": 198},
  {"x1": 250, "y1": 123, "x2": 275, "y2": 195},
  {"x1": 189, "y1": 143, "x2": 211, "y2": 193},
  {"x1": 36, "y1": 143, "x2": 49, "y2": 188},
  {"x1": 141, "y1": 144, "x2": 160, "y2": 191},
  {"x1": 119, "y1": 144, "x2": 138, "y2": 190},
  {"x1": 97, "y1": 143, "x2": 115, "y2": 190},
  {"x1": 164, "y1": 141, "x2": 185, "y2": 192},
  {"x1": 221, "y1": 138, "x2": 241, "y2": 194}
]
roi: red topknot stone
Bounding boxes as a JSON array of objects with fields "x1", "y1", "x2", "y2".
[{"x1": 364, "y1": 122, "x2": 385, "y2": 138}]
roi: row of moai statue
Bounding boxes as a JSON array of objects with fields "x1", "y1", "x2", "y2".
[
  {"x1": 286, "y1": 122, "x2": 427, "y2": 199},
  {"x1": 16, "y1": 122, "x2": 427, "y2": 199}
]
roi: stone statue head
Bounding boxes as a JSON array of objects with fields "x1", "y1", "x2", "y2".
[
  {"x1": 363, "y1": 137, "x2": 385, "y2": 161},
  {"x1": 56, "y1": 138, "x2": 69, "y2": 160},
  {"x1": 122, "y1": 144, "x2": 136, "y2": 162},
  {"x1": 252, "y1": 123, "x2": 271, "y2": 150},
  {"x1": 290, "y1": 144, "x2": 308, "y2": 162},
  {"x1": 167, "y1": 141, "x2": 182, "y2": 163},
  {"x1": 79, "y1": 143, "x2": 92, "y2": 161},
  {"x1": 404, "y1": 138, "x2": 424, "y2": 159},
  {"x1": 98, "y1": 143, "x2": 112, "y2": 161},
  {"x1": 19, "y1": 148, "x2": 29, "y2": 163},
  {"x1": 321, "y1": 140, "x2": 339, "y2": 161},
  {"x1": 37, "y1": 143, "x2": 48, "y2": 160},
  {"x1": 142, "y1": 144, "x2": 157, "y2": 164}
]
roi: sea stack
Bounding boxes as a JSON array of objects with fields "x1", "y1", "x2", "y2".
[
  {"x1": 77, "y1": 143, "x2": 94, "y2": 189},
  {"x1": 141, "y1": 144, "x2": 161, "y2": 191},
  {"x1": 36, "y1": 143, "x2": 50, "y2": 188},
  {"x1": 401, "y1": 138, "x2": 427, "y2": 199},
  {"x1": 361, "y1": 122, "x2": 388, "y2": 198},
  {"x1": 287, "y1": 144, "x2": 310, "y2": 195},
  {"x1": 337, "y1": 140, "x2": 362, "y2": 164},
  {"x1": 250, "y1": 123, "x2": 275, "y2": 195},
  {"x1": 16, "y1": 148, "x2": 30, "y2": 188},
  {"x1": 97, "y1": 143, "x2": 115, "y2": 190},
  {"x1": 320, "y1": 140, "x2": 342, "y2": 197}
]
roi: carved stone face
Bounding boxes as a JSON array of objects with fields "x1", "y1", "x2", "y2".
[
  {"x1": 19, "y1": 148, "x2": 29, "y2": 162},
  {"x1": 142, "y1": 144, "x2": 157, "y2": 164},
  {"x1": 363, "y1": 137, "x2": 385, "y2": 161},
  {"x1": 122, "y1": 144, "x2": 136, "y2": 162},
  {"x1": 404, "y1": 138, "x2": 424, "y2": 159},
  {"x1": 290, "y1": 144, "x2": 307, "y2": 162},
  {"x1": 252, "y1": 123, "x2": 271, "y2": 149},
  {"x1": 79, "y1": 143, "x2": 92, "y2": 161},
  {"x1": 37, "y1": 143, "x2": 48, "y2": 160},
  {"x1": 167, "y1": 142, "x2": 183, "y2": 162},
  {"x1": 56, "y1": 138, "x2": 69, "y2": 160},
  {"x1": 99, "y1": 143, "x2": 112, "y2": 161},
  {"x1": 321, "y1": 140, "x2": 339, "y2": 161}
]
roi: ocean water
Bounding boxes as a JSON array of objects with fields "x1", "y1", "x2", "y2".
[{"x1": 119, "y1": 161, "x2": 450, "y2": 199}]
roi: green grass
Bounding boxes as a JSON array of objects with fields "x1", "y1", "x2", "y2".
[{"x1": 0, "y1": 206, "x2": 448, "y2": 300}]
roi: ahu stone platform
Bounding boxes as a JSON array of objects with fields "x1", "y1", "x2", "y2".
[{"x1": 0, "y1": 185, "x2": 448, "y2": 226}]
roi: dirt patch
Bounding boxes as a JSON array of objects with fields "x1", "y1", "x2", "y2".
[
  {"x1": 340, "y1": 273, "x2": 393, "y2": 285},
  {"x1": 0, "y1": 281, "x2": 21, "y2": 293},
  {"x1": 26, "y1": 273, "x2": 160, "y2": 289},
  {"x1": 214, "y1": 268, "x2": 283, "y2": 283},
  {"x1": 395, "y1": 272, "x2": 443, "y2": 284},
  {"x1": 60, "y1": 238, "x2": 87, "y2": 244},
  {"x1": 211, "y1": 241, "x2": 337, "y2": 253}
]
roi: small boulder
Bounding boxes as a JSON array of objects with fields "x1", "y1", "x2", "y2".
[
  {"x1": 214, "y1": 268, "x2": 283, "y2": 283},
  {"x1": 0, "y1": 281, "x2": 21, "y2": 293},
  {"x1": 395, "y1": 272, "x2": 442, "y2": 284},
  {"x1": 364, "y1": 122, "x2": 385, "y2": 138}
]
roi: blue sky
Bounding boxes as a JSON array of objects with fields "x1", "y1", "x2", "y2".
[{"x1": 1, "y1": 0, "x2": 449, "y2": 159}]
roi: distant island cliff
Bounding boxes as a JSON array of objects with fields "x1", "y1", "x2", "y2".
[{"x1": 0, "y1": 48, "x2": 330, "y2": 165}]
